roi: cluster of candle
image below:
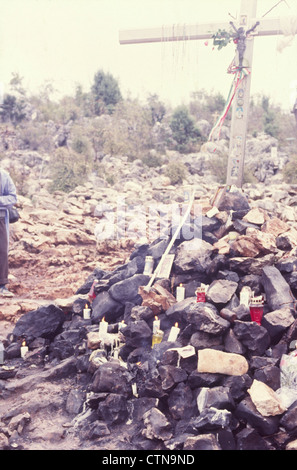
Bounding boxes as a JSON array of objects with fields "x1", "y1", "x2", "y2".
[
  {"x1": 151, "y1": 316, "x2": 181, "y2": 348},
  {"x1": 176, "y1": 283, "x2": 207, "y2": 304}
]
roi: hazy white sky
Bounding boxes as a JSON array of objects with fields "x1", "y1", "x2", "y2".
[{"x1": 1, "y1": 0, "x2": 297, "y2": 110}]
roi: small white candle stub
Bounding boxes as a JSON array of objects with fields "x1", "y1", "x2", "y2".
[
  {"x1": 83, "y1": 304, "x2": 91, "y2": 319},
  {"x1": 168, "y1": 323, "x2": 180, "y2": 342},
  {"x1": 21, "y1": 341, "x2": 28, "y2": 359},
  {"x1": 176, "y1": 284, "x2": 185, "y2": 302}
]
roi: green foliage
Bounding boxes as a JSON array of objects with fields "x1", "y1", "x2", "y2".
[
  {"x1": 212, "y1": 29, "x2": 233, "y2": 50},
  {"x1": 169, "y1": 105, "x2": 202, "y2": 153},
  {"x1": 102, "y1": 99, "x2": 152, "y2": 159},
  {"x1": 0, "y1": 94, "x2": 27, "y2": 124},
  {"x1": 91, "y1": 69, "x2": 122, "y2": 115},
  {"x1": 165, "y1": 161, "x2": 187, "y2": 185},
  {"x1": 2, "y1": 71, "x2": 296, "y2": 197},
  {"x1": 17, "y1": 121, "x2": 54, "y2": 152},
  {"x1": 282, "y1": 155, "x2": 297, "y2": 183},
  {"x1": 74, "y1": 84, "x2": 95, "y2": 118},
  {"x1": 141, "y1": 152, "x2": 163, "y2": 168},
  {"x1": 249, "y1": 94, "x2": 280, "y2": 138},
  {"x1": 48, "y1": 147, "x2": 87, "y2": 193},
  {"x1": 146, "y1": 94, "x2": 166, "y2": 125},
  {"x1": 207, "y1": 153, "x2": 257, "y2": 185},
  {"x1": 262, "y1": 96, "x2": 279, "y2": 138},
  {"x1": 207, "y1": 153, "x2": 229, "y2": 184},
  {"x1": 70, "y1": 126, "x2": 92, "y2": 161},
  {"x1": 189, "y1": 90, "x2": 226, "y2": 128}
]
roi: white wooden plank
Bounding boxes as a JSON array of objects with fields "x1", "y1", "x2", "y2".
[
  {"x1": 119, "y1": 15, "x2": 297, "y2": 45},
  {"x1": 119, "y1": 21, "x2": 231, "y2": 45}
]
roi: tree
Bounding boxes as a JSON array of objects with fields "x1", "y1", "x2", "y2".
[
  {"x1": 0, "y1": 94, "x2": 26, "y2": 124},
  {"x1": 169, "y1": 105, "x2": 201, "y2": 153},
  {"x1": 0, "y1": 73, "x2": 27, "y2": 124},
  {"x1": 262, "y1": 95, "x2": 279, "y2": 138},
  {"x1": 102, "y1": 99, "x2": 152, "y2": 160},
  {"x1": 91, "y1": 69, "x2": 122, "y2": 115},
  {"x1": 146, "y1": 94, "x2": 166, "y2": 125}
]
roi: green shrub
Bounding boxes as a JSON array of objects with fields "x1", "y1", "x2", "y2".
[
  {"x1": 207, "y1": 153, "x2": 257, "y2": 184},
  {"x1": 102, "y1": 100, "x2": 152, "y2": 160},
  {"x1": 17, "y1": 121, "x2": 54, "y2": 152},
  {"x1": 283, "y1": 155, "x2": 297, "y2": 183},
  {"x1": 141, "y1": 153, "x2": 163, "y2": 168},
  {"x1": 91, "y1": 69, "x2": 122, "y2": 115},
  {"x1": 48, "y1": 147, "x2": 87, "y2": 193},
  {"x1": 165, "y1": 161, "x2": 187, "y2": 185},
  {"x1": 169, "y1": 105, "x2": 201, "y2": 153}
]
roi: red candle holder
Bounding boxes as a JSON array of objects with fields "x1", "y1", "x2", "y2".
[
  {"x1": 195, "y1": 287, "x2": 206, "y2": 303},
  {"x1": 249, "y1": 298, "x2": 264, "y2": 325}
]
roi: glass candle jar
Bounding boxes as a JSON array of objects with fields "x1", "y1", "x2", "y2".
[
  {"x1": 152, "y1": 329, "x2": 164, "y2": 348},
  {"x1": 249, "y1": 298, "x2": 264, "y2": 325},
  {"x1": 195, "y1": 287, "x2": 206, "y2": 303}
]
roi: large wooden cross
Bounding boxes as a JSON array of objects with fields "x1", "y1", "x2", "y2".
[{"x1": 119, "y1": 0, "x2": 297, "y2": 188}]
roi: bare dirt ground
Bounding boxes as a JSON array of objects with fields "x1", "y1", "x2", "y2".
[{"x1": 0, "y1": 246, "x2": 135, "y2": 451}]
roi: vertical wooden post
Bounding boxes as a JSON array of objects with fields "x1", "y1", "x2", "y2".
[{"x1": 226, "y1": 0, "x2": 257, "y2": 188}]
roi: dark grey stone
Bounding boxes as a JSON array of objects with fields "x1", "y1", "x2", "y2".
[
  {"x1": 261, "y1": 266, "x2": 296, "y2": 312},
  {"x1": 12, "y1": 304, "x2": 65, "y2": 342},
  {"x1": 233, "y1": 320, "x2": 271, "y2": 356}
]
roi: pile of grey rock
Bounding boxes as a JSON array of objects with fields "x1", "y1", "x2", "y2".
[{"x1": 1, "y1": 188, "x2": 297, "y2": 451}]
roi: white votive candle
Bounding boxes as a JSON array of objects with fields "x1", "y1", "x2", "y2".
[
  {"x1": 99, "y1": 317, "x2": 108, "y2": 335},
  {"x1": 153, "y1": 316, "x2": 160, "y2": 334},
  {"x1": 83, "y1": 304, "x2": 91, "y2": 319},
  {"x1": 176, "y1": 284, "x2": 185, "y2": 302},
  {"x1": 21, "y1": 341, "x2": 28, "y2": 359},
  {"x1": 168, "y1": 323, "x2": 180, "y2": 342},
  {"x1": 132, "y1": 382, "x2": 138, "y2": 396}
]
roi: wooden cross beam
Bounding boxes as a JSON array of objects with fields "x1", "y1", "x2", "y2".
[{"x1": 119, "y1": 0, "x2": 297, "y2": 188}]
